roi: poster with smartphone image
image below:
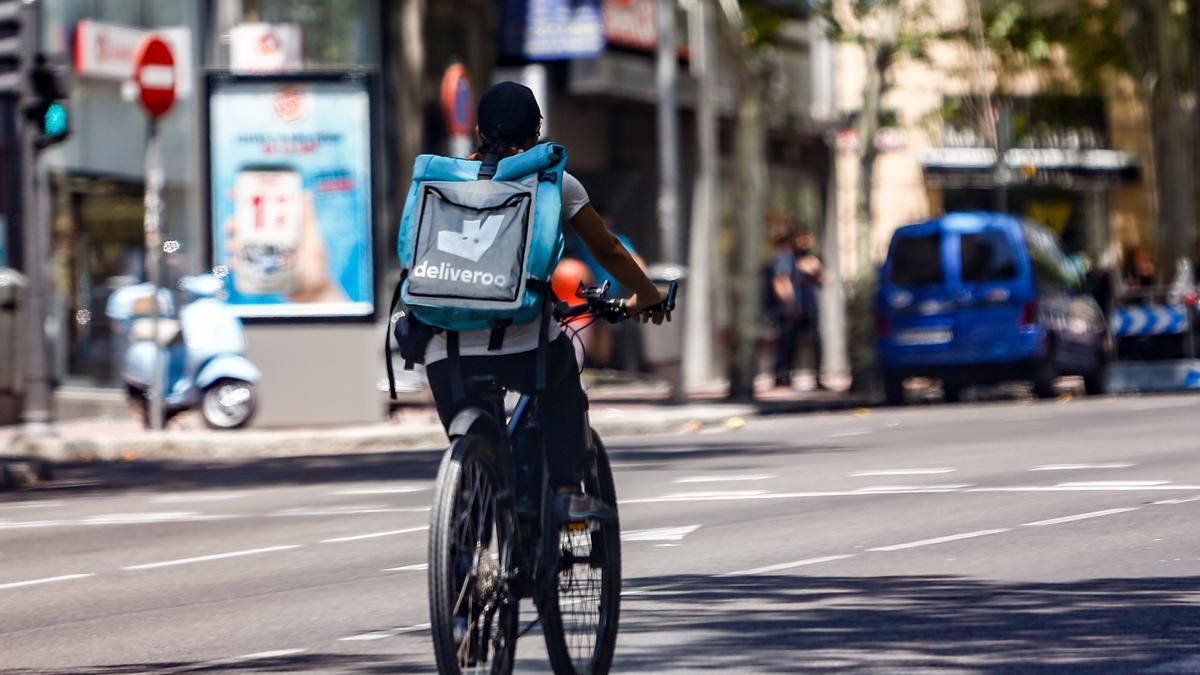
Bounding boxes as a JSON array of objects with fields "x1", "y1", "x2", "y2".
[{"x1": 208, "y1": 74, "x2": 375, "y2": 318}]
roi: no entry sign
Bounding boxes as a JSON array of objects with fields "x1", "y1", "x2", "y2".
[{"x1": 134, "y1": 35, "x2": 176, "y2": 118}]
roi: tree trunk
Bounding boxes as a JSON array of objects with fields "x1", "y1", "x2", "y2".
[
  {"x1": 1124, "y1": 1, "x2": 1195, "y2": 280},
  {"x1": 854, "y1": 42, "x2": 884, "y2": 279},
  {"x1": 726, "y1": 69, "x2": 769, "y2": 400},
  {"x1": 847, "y1": 42, "x2": 888, "y2": 392}
]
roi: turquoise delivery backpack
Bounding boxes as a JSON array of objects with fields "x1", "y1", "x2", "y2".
[{"x1": 385, "y1": 143, "x2": 568, "y2": 398}]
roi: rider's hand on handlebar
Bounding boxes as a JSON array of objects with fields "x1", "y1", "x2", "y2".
[{"x1": 626, "y1": 289, "x2": 670, "y2": 325}]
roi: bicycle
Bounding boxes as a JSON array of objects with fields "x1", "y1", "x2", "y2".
[{"x1": 427, "y1": 280, "x2": 678, "y2": 675}]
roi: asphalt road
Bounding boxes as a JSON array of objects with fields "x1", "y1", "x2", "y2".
[{"x1": 2, "y1": 393, "x2": 1200, "y2": 673}]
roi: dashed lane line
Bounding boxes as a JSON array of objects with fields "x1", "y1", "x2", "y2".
[
  {"x1": 321, "y1": 526, "x2": 429, "y2": 544},
  {"x1": 1030, "y1": 463, "x2": 1135, "y2": 471},
  {"x1": 383, "y1": 563, "x2": 428, "y2": 572},
  {"x1": 1154, "y1": 495, "x2": 1200, "y2": 505},
  {"x1": 0, "y1": 573, "x2": 95, "y2": 591},
  {"x1": 124, "y1": 545, "x2": 302, "y2": 571},
  {"x1": 718, "y1": 555, "x2": 856, "y2": 577},
  {"x1": 1020, "y1": 507, "x2": 1140, "y2": 527},
  {"x1": 340, "y1": 623, "x2": 431, "y2": 642},
  {"x1": 330, "y1": 487, "x2": 428, "y2": 496},
  {"x1": 138, "y1": 648, "x2": 307, "y2": 674},
  {"x1": 673, "y1": 474, "x2": 775, "y2": 483},
  {"x1": 852, "y1": 468, "x2": 956, "y2": 477},
  {"x1": 1055, "y1": 480, "x2": 1170, "y2": 488},
  {"x1": 868, "y1": 529, "x2": 1011, "y2": 552}
]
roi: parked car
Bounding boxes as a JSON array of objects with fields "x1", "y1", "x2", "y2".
[{"x1": 877, "y1": 212, "x2": 1109, "y2": 404}]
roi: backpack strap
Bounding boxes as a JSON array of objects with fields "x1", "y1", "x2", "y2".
[
  {"x1": 446, "y1": 330, "x2": 466, "y2": 401},
  {"x1": 487, "y1": 319, "x2": 513, "y2": 351},
  {"x1": 525, "y1": 278, "x2": 554, "y2": 391},
  {"x1": 478, "y1": 153, "x2": 500, "y2": 180},
  {"x1": 384, "y1": 273, "x2": 407, "y2": 401}
]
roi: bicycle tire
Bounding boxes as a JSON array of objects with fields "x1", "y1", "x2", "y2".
[
  {"x1": 428, "y1": 434, "x2": 518, "y2": 675},
  {"x1": 541, "y1": 430, "x2": 622, "y2": 675}
]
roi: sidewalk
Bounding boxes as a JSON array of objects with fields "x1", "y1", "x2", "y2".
[{"x1": 0, "y1": 375, "x2": 861, "y2": 466}]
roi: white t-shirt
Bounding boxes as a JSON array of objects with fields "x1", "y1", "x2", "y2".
[{"x1": 425, "y1": 171, "x2": 590, "y2": 363}]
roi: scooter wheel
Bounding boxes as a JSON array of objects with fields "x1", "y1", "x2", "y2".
[{"x1": 201, "y1": 379, "x2": 257, "y2": 430}]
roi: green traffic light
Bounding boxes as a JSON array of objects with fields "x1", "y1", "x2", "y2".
[{"x1": 43, "y1": 102, "x2": 67, "y2": 137}]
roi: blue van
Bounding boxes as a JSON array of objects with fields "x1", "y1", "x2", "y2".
[{"x1": 877, "y1": 212, "x2": 1109, "y2": 404}]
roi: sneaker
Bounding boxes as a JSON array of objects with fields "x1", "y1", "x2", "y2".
[{"x1": 555, "y1": 492, "x2": 617, "y2": 523}]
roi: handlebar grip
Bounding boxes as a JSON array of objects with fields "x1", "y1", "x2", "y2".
[{"x1": 664, "y1": 281, "x2": 679, "y2": 313}]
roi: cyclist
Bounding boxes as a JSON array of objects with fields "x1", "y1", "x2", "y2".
[{"x1": 423, "y1": 81, "x2": 669, "y2": 520}]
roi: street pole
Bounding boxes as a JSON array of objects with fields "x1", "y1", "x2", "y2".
[
  {"x1": 144, "y1": 117, "x2": 166, "y2": 431},
  {"x1": 16, "y1": 92, "x2": 53, "y2": 440},
  {"x1": 656, "y1": 0, "x2": 684, "y2": 402},
  {"x1": 656, "y1": 0, "x2": 682, "y2": 264},
  {"x1": 683, "y1": 0, "x2": 716, "y2": 389}
]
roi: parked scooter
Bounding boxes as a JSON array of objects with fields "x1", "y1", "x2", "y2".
[{"x1": 105, "y1": 274, "x2": 261, "y2": 429}]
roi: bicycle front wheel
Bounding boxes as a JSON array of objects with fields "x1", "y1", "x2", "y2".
[
  {"x1": 541, "y1": 430, "x2": 622, "y2": 675},
  {"x1": 428, "y1": 434, "x2": 518, "y2": 675}
]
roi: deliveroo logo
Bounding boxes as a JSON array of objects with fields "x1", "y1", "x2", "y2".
[{"x1": 438, "y1": 215, "x2": 503, "y2": 263}]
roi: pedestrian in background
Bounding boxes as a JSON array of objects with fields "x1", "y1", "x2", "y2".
[
  {"x1": 793, "y1": 230, "x2": 826, "y2": 390},
  {"x1": 768, "y1": 228, "x2": 800, "y2": 388}
]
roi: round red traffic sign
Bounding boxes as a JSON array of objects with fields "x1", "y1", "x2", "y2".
[
  {"x1": 440, "y1": 63, "x2": 474, "y2": 137},
  {"x1": 133, "y1": 35, "x2": 176, "y2": 118}
]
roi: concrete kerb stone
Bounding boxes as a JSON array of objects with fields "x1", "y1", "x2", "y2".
[{"x1": 14, "y1": 404, "x2": 758, "y2": 464}]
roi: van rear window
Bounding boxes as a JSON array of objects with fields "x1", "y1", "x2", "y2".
[
  {"x1": 961, "y1": 230, "x2": 1018, "y2": 282},
  {"x1": 889, "y1": 235, "x2": 943, "y2": 286}
]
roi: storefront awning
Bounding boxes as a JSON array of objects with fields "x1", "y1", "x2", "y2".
[{"x1": 921, "y1": 147, "x2": 1140, "y2": 188}]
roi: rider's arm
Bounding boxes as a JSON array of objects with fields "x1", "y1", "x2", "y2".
[{"x1": 570, "y1": 204, "x2": 663, "y2": 314}]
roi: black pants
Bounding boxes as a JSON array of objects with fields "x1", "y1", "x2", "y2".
[
  {"x1": 426, "y1": 335, "x2": 589, "y2": 487},
  {"x1": 774, "y1": 314, "x2": 823, "y2": 384}
]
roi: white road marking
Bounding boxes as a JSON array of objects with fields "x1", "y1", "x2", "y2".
[
  {"x1": 829, "y1": 430, "x2": 871, "y2": 438},
  {"x1": 855, "y1": 484, "x2": 973, "y2": 492},
  {"x1": 340, "y1": 623, "x2": 431, "y2": 641},
  {"x1": 271, "y1": 504, "x2": 430, "y2": 517},
  {"x1": 1020, "y1": 507, "x2": 1140, "y2": 527},
  {"x1": 143, "y1": 649, "x2": 307, "y2": 674},
  {"x1": 719, "y1": 554, "x2": 856, "y2": 577},
  {"x1": 1030, "y1": 463, "x2": 1135, "y2": 471},
  {"x1": 1055, "y1": 480, "x2": 1170, "y2": 487},
  {"x1": 673, "y1": 474, "x2": 775, "y2": 484},
  {"x1": 0, "y1": 519, "x2": 66, "y2": 530},
  {"x1": 969, "y1": 485, "x2": 1200, "y2": 493},
  {"x1": 330, "y1": 486, "x2": 427, "y2": 496},
  {"x1": 124, "y1": 545, "x2": 301, "y2": 570},
  {"x1": 852, "y1": 468, "x2": 956, "y2": 477},
  {"x1": 0, "y1": 573, "x2": 95, "y2": 591},
  {"x1": 321, "y1": 526, "x2": 428, "y2": 543},
  {"x1": 869, "y1": 529, "x2": 1010, "y2": 552},
  {"x1": 383, "y1": 563, "x2": 428, "y2": 572},
  {"x1": 1154, "y1": 495, "x2": 1200, "y2": 505},
  {"x1": 147, "y1": 492, "x2": 246, "y2": 504},
  {"x1": 83, "y1": 512, "x2": 236, "y2": 525},
  {"x1": 622, "y1": 525, "x2": 700, "y2": 542}
]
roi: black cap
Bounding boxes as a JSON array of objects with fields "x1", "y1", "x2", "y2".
[{"x1": 477, "y1": 81, "x2": 542, "y2": 147}]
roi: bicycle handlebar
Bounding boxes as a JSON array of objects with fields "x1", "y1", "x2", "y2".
[{"x1": 553, "y1": 280, "x2": 679, "y2": 324}]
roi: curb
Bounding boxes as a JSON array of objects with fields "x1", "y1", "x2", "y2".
[{"x1": 13, "y1": 404, "x2": 760, "y2": 465}]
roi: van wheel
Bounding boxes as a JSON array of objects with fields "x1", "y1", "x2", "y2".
[
  {"x1": 883, "y1": 371, "x2": 905, "y2": 406},
  {"x1": 942, "y1": 380, "x2": 964, "y2": 404},
  {"x1": 1032, "y1": 354, "x2": 1058, "y2": 400}
]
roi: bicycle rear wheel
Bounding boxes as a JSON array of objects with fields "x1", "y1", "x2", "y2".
[
  {"x1": 540, "y1": 431, "x2": 622, "y2": 675},
  {"x1": 428, "y1": 434, "x2": 518, "y2": 675}
]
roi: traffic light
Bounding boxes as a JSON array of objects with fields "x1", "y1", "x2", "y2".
[
  {"x1": 28, "y1": 54, "x2": 69, "y2": 148},
  {"x1": 0, "y1": 0, "x2": 69, "y2": 148},
  {"x1": 0, "y1": 0, "x2": 36, "y2": 96}
]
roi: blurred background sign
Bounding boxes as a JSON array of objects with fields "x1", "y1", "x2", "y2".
[
  {"x1": 601, "y1": 0, "x2": 655, "y2": 51},
  {"x1": 499, "y1": 0, "x2": 604, "y2": 61},
  {"x1": 440, "y1": 63, "x2": 474, "y2": 158},
  {"x1": 230, "y1": 23, "x2": 303, "y2": 74},
  {"x1": 73, "y1": 19, "x2": 192, "y2": 97},
  {"x1": 207, "y1": 74, "x2": 376, "y2": 319}
]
